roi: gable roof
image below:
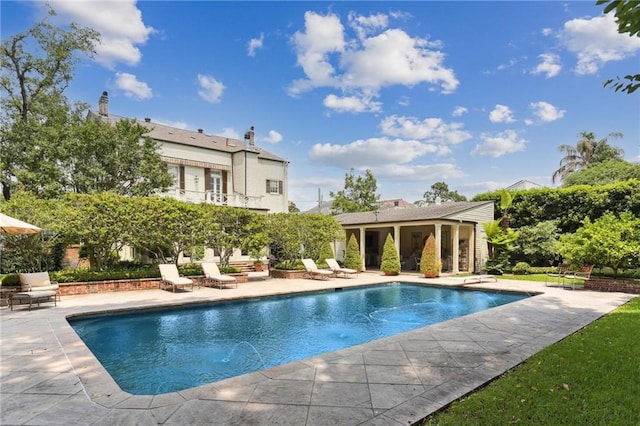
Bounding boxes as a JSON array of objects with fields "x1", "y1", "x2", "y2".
[
  {"x1": 334, "y1": 201, "x2": 493, "y2": 225},
  {"x1": 505, "y1": 179, "x2": 543, "y2": 190},
  {"x1": 87, "y1": 110, "x2": 288, "y2": 163},
  {"x1": 304, "y1": 198, "x2": 416, "y2": 215}
]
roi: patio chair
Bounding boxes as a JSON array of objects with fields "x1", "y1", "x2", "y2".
[
  {"x1": 545, "y1": 263, "x2": 570, "y2": 287},
  {"x1": 201, "y1": 261, "x2": 237, "y2": 289},
  {"x1": 325, "y1": 258, "x2": 358, "y2": 278},
  {"x1": 158, "y1": 264, "x2": 194, "y2": 292},
  {"x1": 11, "y1": 272, "x2": 60, "y2": 310},
  {"x1": 563, "y1": 265, "x2": 594, "y2": 290},
  {"x1": 301, "y1": 258, "x2": 335, "y2": 280}
]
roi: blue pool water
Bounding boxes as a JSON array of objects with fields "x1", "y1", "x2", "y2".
[{"x1": 69, "y1": 283, "x2": 527, "y2": 395}]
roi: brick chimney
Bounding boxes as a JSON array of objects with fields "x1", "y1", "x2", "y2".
[{"x1": 98, "y1": 91, "x2": 108, "y2": 116}]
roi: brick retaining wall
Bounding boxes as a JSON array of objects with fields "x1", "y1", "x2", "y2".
[
  {"x1": 585, "y1": 277, "x2": 640, "y2": 295},
  {"x1": 58, "y1": 274, "x2": 248, "y2": 296}
]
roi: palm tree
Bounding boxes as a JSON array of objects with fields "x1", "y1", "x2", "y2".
[{"x1": 552, "y1": 131, "x2": 624, "y2": 184}]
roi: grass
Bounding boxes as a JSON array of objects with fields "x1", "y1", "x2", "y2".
[
  {"x1": 495, "y1": 273, "x2": 584, "y2": 286},
  {"x1": 422, "y1": 296, "x2": 640, "y2": 425}
]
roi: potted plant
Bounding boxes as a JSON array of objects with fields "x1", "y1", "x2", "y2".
[
  {"x1": 420, "y1": 233, "x2": 441, "y2": 278},
  {"x1": 380, "y1": 234, "x2": 401, "y2": 276}
]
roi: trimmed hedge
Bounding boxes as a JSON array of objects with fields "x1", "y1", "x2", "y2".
[{"x1": 473, "y1": 180, "x2": 640, "y2": 233}]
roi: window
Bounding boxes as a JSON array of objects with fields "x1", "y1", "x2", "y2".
[
  {"x1": 266, "y1": 179, "x2": 282, "y2": 194},
  {"x1": 167, "y1": 165, "x2": 179, "y2": 189}
]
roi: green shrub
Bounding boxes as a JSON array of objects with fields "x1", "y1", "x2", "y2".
[
  {"x1": 512, "y1": 262, "x2": 531, "y2": 274},
  {"x1": 274, "y1": 259, "x2": 305, "y2": 270},
  {"x1": 380, "y1": 234, "x2": 401, "y2": 275},
  {"x1": 344, "y1": 234, "x2": 363, "y2": 271},
  {"x1": 420, "y1": 233, "x2": 441, "y2": 277},
  {"x1": 0, "y1": 274, "x2": 20, "y2": 287}
]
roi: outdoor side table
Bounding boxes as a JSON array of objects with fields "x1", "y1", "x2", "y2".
[{"x1": 10, "y1": 290, "x2": 57, "y2": 311}]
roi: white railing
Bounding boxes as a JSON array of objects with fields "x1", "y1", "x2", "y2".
[{"x1": 163, "y1": 189, "x2": 263, "y2": 208}]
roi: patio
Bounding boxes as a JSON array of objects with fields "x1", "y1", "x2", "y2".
[{"x1": 0, "y1": 273, "x2": 634, "y2": 425}]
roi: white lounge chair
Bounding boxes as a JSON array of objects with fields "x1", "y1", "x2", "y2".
[
  {"x1": 325, "y1": 258, "x2": 358, "y2": 278},
  {"x1": 159, "y1": 264, "x2": 194, "y2": 292},
  {"x1": 301, "y1": 258, "x2": 335, "y2": 280},
  {"x1": 201, "y1": 262, "x2": 237, "y2": 289},
  {"x1": 12, "y1": 272, "x2": 60, "y2": 310}
]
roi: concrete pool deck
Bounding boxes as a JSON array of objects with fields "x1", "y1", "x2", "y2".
[{"x1": 1, "y1": 273, "x2": 635, "y2": 425}]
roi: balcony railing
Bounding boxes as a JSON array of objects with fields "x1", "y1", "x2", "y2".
[{"x1": 163, "y1": 189, "x2": 263, "y2": 208}]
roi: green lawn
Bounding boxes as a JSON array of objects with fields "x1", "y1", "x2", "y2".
[
  {"x1": 495, "y1": 273, "x2": 584, "y2": 286},
  {"x1": 423, "y1": 297, "x2": 640, "y2": 425}
]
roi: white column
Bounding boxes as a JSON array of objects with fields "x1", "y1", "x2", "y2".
[
  {"x1": 359, "y1": 227, "x2": 366, "y2": 271},
  {"x1": 470, "y1": 226, "x2": 476, "y2": 273},
  {"x1": 452, "y1": 223, "x2": 460, "y2": 274},
  {"x1": 435, "y1": 223, "x2": 442, "y2": 265}
]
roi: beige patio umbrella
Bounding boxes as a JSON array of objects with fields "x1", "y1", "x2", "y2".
[{"x1": 0, "y1": 212, "x2": 42, "y2": 235}]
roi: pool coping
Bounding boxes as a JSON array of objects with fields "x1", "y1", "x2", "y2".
[{"x1": 1, "y1": 273, "x2": 636, "y2": 425}]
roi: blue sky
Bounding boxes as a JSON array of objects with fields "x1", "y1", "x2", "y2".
[{"x1": 3, "y1": 1, "x2": 639, "y2": 211}]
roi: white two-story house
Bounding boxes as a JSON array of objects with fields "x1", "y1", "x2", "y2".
[
  {"x1": 89, "y1": 92, "x2": 289, "y2": 213},
  {"x1": 89, "y1": 91, "x2": 289, "y2": 263}
]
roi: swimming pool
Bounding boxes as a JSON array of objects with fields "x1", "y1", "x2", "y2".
[{"x1": 69, "y1": 283, "x2": 528, "y2": 395}]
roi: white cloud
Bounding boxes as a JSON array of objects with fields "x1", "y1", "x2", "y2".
[
  {"x1": 49, "y1": 1, "x2": 154, "y2": 68},
  {"x1": 524, "y1": 118, "x2": 534, "y2": 126},
  {"x1": 531, "y1": 53, "x2": 562, "y2": 78},
  {"x1": 489, "y1": 104, "x2": 515, "y2": 123},
  {"x1": 471, "y1": 130, "x2": 527, "y2": 157},
  {"x1": 542, "y1": 28, "x2": 553, "y2": 36},
  {"x1": 151, "y1": 119, "x2": 188, "y2": 129},
  {"x1": 310, "y1": 137, "x2": 441, "y2": 168},
  {"x1": 115, "y1": 72, "x2": 153, "y2": 99},
  {"x1": 323, "y1": 94, "x2": 382, "y2": 113},
  {"x1": 530, "y1": 101, "x2": 565, "y2": 122},
  {"x1": 197, "y1": 74, "x2": 225, "y2": 103},
  {"x1": 452, "y1": 106, "x2": 468, "y2": 117},
  {"x1": 247, "y1": 33, "x2": 264, "y2": 57},
  {"x1": 218, "y1": 128, "x2": 240, "y2": 139},
  {"x1": 371, "y1": 163, "x2": 466, "y2": 181},
  {"x1": 289, "y1": 11, "x2": 458, "y2": 102},
  {"x1": 289, "y1": 12, "x2": 345, "y2": 96},
  {"x1": 379, "y1": 115, "x2": 471, "y2": 145},
  {"x1": 348, "y1": 12, "x2": 389, "y2": 40},
  {"x1": 261, "y1": 130, "x2": 283, "y2": 144},
  {"x1": 559, "y1": 14, "x2": 640, "y2": 75}
]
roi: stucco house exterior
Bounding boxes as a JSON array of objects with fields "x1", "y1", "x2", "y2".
[
  {"x1": 88, "y1": 91, "x2": 289, "y2": 264},
  {"x1": 334, "y1": 201, "x2": 494, "y2": 274},
  {"x1": 88, "y1": 92, "x2": 289, "y2": 214}
]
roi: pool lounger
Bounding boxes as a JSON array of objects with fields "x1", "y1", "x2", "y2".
[{"x1": 462, "y1": 274, "x2": 497, "y2": 284}]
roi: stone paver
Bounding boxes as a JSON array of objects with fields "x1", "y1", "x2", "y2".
[{"x1": 1, "y1": 273, "x2": 635, "y2": 425}]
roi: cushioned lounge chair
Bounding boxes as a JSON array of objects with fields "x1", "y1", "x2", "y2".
[
  {"x1": 11, "y1": 272, "x2": 60, "y2": 311},
  {"x1": 159, "y1": 264, "x2": 194, "y2": 292},
  {"x1": 325, "y1": 258, "x2": 358, "y2": 278},
  {"x1": 201, "y1": 261, "x2": 237, "y2": 289},
  {"x1": 301, "y1": 258, "x2": 334, "y2": 280}
]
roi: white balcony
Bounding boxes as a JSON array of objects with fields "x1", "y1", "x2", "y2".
[{"x1": 163, "y1": 188, "x2": 263, "y2": 209}]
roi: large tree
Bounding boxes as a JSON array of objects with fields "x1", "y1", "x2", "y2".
[
  {"x1": 65, "y1": 117, "x2": 173, "y2": 196},
  {"x1": 330, "y1": 168, "x2": 380, "y2": 214},
  {"x1": 0, "y1": 8, "x2": 99, "y2": 200},
  {"x1": 552, "y1": 131, "x2": 624, "y2": 183},
  {"x1": 415, "y1": 181, "x2": 467, "y2": 206},
  {"x1": 597, "y1": 0, "x2": 640, "y2": 94}
]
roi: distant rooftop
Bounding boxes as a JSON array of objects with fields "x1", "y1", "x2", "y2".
[{"x1": 505, "y1": 179, "x2": 543, "y2": 190}]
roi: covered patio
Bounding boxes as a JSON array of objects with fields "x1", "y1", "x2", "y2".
[{"x1": 334, "y1": 201, "x2": 494, "y2": 274}]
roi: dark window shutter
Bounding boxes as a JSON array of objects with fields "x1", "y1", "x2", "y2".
[
  {"x1": 222, "y1": 171, "x2": 227, "y2": 194},
  {"x1": 179, "y1": 166, "x2": 185, "y2": 190},
  {"x1": 204, "y1": 168, "x2": 211, "y2": 191},
  {"x1": 278, "y1": 181, "x2": 283, "y2": 194},
  {"x1": 266, "y1": 180, "x2": 270, "y2": 193}
]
